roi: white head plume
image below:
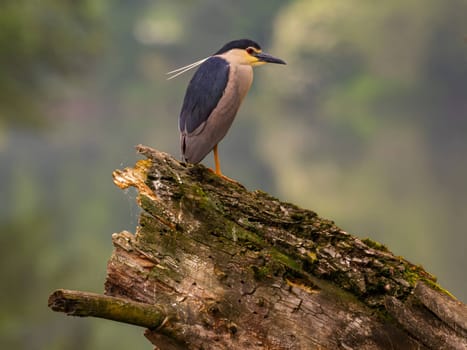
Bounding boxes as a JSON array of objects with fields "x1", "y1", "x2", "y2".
[{"x1": 166, "y1": 57, "x2": 209, "y2": 80}]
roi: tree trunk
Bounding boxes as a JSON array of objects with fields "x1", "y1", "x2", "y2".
[{"x1": 49, "y1": 145, "x2": 467, "y2": 350}]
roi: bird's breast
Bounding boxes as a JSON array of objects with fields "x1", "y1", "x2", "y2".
[
  {"x1": 231, "y1": 64, "x2": 253, "y2": 102},
  {"x1": 210, "y1": 64, "x2": 253, "y2": 122}
]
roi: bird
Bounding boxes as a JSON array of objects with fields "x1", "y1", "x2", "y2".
[{"x1": 169, "y1": 39, "x2": 285, "y2": 177}]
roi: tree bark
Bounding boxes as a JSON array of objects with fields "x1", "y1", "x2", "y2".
[{"x1": 49, "y1": 145, "x2": 467, "y2": 349}]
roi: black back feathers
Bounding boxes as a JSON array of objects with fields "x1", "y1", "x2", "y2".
[{"x1": 179, "y1": 56, "x2": 230, "y2": 134}]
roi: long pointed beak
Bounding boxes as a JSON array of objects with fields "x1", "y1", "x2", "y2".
[{"x1": 255, "y1": 52, "x2": 286, "y2": 65}]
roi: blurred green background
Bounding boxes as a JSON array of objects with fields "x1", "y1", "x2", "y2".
[{"x1": 1, "y1": 0, "x2": 466, "y2": 348}]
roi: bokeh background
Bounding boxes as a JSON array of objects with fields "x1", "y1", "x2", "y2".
[{"x1": 1, "y1": 0, "x2": 466, "y2": 348}]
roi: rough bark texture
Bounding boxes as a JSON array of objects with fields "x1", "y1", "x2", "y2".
[{"x1": 49, "y1": 145, "x2": 467, "y2": 349}]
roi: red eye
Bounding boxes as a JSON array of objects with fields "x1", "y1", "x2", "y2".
[{"x1": 246, "y1": 47, "x2": 254, "y2": 55}]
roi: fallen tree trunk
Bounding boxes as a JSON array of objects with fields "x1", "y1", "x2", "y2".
[{"x1": 49, "y1": 145, "x2": 467, "y2": 349}]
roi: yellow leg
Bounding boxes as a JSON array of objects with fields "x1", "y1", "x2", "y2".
[
  {"x1": 213, "y1": 144, "x2": 221, "y2": 175},
  {"x1": 211, "y1": 145, "x2": 239, "y2": 185}
]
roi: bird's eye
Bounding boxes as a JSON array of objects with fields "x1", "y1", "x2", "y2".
[{"x1": 246, "y1": 47, "x2": 255, "y2": 55}]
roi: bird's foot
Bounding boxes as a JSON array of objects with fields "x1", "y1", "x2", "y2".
[{"x1": 207, "y1": 168, "x2": 242, "y2": 186}]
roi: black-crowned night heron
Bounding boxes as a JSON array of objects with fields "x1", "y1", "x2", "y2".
[{"x1": 169, "y1": 39, "x2": 285, "y2": 177}]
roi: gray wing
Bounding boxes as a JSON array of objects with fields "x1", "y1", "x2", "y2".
[{"x1": 179, "y1": 56, "x2": 241, "y2": 163}]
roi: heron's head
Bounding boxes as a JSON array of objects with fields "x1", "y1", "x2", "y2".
[{"x1": 215, "y1": 39, "x2": 286, "y2": 66}]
